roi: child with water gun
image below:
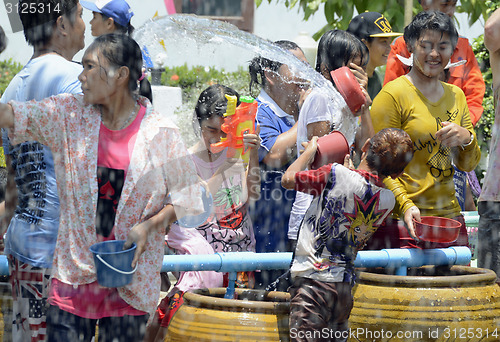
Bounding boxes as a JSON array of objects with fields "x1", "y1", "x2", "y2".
[{"x1": 144, "y1": 84, "x2": 261, "y2": 342}]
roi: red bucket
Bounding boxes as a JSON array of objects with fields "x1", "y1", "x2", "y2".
[
  {"x1": 310, "y1": 131, "x2": 350, "y2": 170},
  {"x1": 413, "y1": 216, "x2": 462, "y2": 243},
  {"x1": 330, "y1": 66, "x2": 366, "y2": 115}
]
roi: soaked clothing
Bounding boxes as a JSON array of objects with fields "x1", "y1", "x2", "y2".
[
  {"x1": 0, "y1": 53, "x2": 82, "y2": 342},
  {"x1": 478, "y1": 88, "x2": 500, "y2": 277},
  {"x1": 193, "y1": 151, "x2": 256, "y2": 253},
  {"x1": 289, "y1": 163, "x2": 393, "y2": 339},
  {"x1": 290, "y1": 164, "x2": 394, "y2": 283},
  {"x1": 252, "y1": 90, "x2": 296, "y2": 255},
  {"x1": 289, "y1": 278, "x2": 352, "y2": 342},
  {"x1": 384, "y1": 36, "x2": 485, "y2": 125},
  {"x1": 371, "y1": 76, "x2": 480, "y2": 220},
  {"x1": 8, "y1": 94, "x2": 203, "y2": 315},
  {"x1": 49, "y1": 104, "x2": 147, "y2": 319},
  {"x1": 289, "y1": 87, "x2": 350, "y2": 240},
  {"x1": 1, "y1": 54, "x2": 82, "y2": 268}
]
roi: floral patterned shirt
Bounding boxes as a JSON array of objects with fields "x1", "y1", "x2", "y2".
[{"x1": 8, "y1": 94, "x2": 203, "y2": 315}]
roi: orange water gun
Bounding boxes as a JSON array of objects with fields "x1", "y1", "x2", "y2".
[{"x1": 210, "y1": 95, "x2": 258, "y2": 164}]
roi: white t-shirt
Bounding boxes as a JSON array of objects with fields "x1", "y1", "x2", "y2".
[{"x1": 288, "y1": 87, "x2": 351, "y2": 240}]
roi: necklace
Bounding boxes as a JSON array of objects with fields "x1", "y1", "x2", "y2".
[{"x1": 101, "y1": 103, "x2": 138, "y2": 130}]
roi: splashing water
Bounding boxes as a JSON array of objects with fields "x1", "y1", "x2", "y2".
[{"x1": 133, "y1": 14, "x2": 358, "y2": 145}]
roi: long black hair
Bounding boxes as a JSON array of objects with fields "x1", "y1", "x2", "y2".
[{"x1": 315, "y1": 30, "x2": 369, "y2": 75}]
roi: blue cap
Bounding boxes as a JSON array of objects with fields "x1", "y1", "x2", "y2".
[{"x1": 81, "y1": 0, "x2": 134, "y2": 28}]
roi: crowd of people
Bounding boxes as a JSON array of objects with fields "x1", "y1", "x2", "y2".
[{"x1": 0, "y1": 0, "x2": 499, "y2": 341}]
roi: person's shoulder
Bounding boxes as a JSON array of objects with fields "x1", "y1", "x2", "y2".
[
  {"x1": 381, "y1": 75, "x2": 408, "y2": 92},
  {"x1": 390, "y1": 35, "x2": 406, "y2": 49}
]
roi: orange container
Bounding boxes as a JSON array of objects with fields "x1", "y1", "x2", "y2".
[
  {"x1": 330, "y1": 66, "x2": 366, "y2": 115},
  {"x1": 413, "y1": 216, "x2": 461, "y2": 243},
  {"x1": 310, "y1": 131, "x2": 350, "y2": 170}
]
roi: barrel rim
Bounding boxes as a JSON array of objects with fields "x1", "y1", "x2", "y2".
[
  {"x1": 357, "y1": 265, "x2": 497, "y2": 287},
  {"x1": 183, "y1": 288, "x2": 290, "y2": 313}
]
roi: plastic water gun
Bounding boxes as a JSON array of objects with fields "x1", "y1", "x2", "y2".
[{"x1": 210, "y1": 95, "x2": 258, "y2": 164}]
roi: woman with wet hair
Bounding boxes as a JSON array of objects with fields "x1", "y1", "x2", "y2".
[
  {"x1": 368, "y1": 11, "x2": 480, "y2": 250},
  {"x1": 248, "y1": 40, "x2": 308, "y2": 289},
  {"x1": 288, "y1": 29, "x2": 374, "y2": 245},
  {"x1": 0, "y1": 33, "x2": 202, "y2": 341}
]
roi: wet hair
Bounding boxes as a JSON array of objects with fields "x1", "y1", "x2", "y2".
[
  {"x1": 0, "y1": 26, "x2": 6, "y2": 54},
  {"x1": 365, "y1": 128, "x2": 414, "y2": 178},
  {"x1": 87, "y1": 34, "x2": 152, "y2": 103},
  {"x1": 315, "y1": 30, "x2": 369, "y2": 75},
  {"x1": 404, "y1": 11, "x2": 458, "y2": 52},
  {"x1": 248, "y1": 40, "x2": 303, "y2": 95},
  {"x1": 195, "y1": 84, "x2": 240, "y2": 127},
  {"x1": 19, "y1": 0, "x2": 79, "y2": 47}
]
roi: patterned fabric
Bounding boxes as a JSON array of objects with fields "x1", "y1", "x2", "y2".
[
  {"x1": 192, "y1": 152, "x2": 256, "y2": 253},
  {"x1": 291, "y1": 164, "x2": 394, "y2": 283},
  {"x1": 8, "y1": 94, "x2": 203, "y2": 315},
  {"x1": 8, "y1": 255, "x2": 51, "y2": 342}
]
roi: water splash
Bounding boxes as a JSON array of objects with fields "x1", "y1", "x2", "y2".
[{"x1": 133, "y1": 14, "x2": 357, "y2": 144}]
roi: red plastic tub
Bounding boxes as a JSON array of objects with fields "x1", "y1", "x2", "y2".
[
  {"x1": 310, "y1": 131, "x2": 350, "y2": 170},
  {"x1": 330, "y1": 66, "x2": 366, "y2": 115},
  {"x1": 413, "y1": 216, "x2": 462, "y2": 243}
]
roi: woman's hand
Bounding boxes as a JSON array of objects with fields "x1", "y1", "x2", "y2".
[
  {"x1": 403, "y1": 205, "x2": 421, "y2": 241},
  {"x1": 124, "y1": 220, "x2": 154, "y2": 268},
  {"x1": 243, "y1": 124, "x2": 261, "y2": 157},
  {"x1": 436, "y1": 121, "x2": 472, "y2": 148},
  {"x1": 349, "y1": 63, "x2": 368, "y2": 89}
]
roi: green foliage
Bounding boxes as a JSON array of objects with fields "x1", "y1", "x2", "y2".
[
  {"x1": 0, "y1": 59, "x2": 23, "y2": 96},
  {"x1": 160, "y1": 64, "x2": 251, "y2": 101},
  {"x1": 259, "y1": 0, "x2": 489, "y2": 38}
]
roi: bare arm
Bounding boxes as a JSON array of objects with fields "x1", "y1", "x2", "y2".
[
  {"x1": 244, "y1": 132, "x2": 261, "y2": 201},
  {"x1": 307, "y1": 121, "x2": 330, "y2": 140},
  {"x1": 485, "y1": 8, "x2": 500, "y2": 91},
  {"x1": 282, "y1": 137, "x2": 318, "y2": 189},
  {"x1": 261, "y1": 122, "x2": 298, "y2": 168},
  {"x1": 0, "y1": 104, "x2": 15, "y2": 129},
  {"x1": 124, "y1": 203, "x2": 176, "y2": 267}
]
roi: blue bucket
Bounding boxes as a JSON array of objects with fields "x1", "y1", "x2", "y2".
[{"x1": 89, "y1": 240, "x2": 137, "y2": 288}]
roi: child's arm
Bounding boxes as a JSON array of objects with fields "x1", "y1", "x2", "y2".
[
  {"x1": 282, "y1": 137, "x2": 318, "y2": 190},
  {"x1": 244, "y1": 129, "x2": 261, "y2": 201},
  {"x1": 0, "y1": 103, "x2": 15, "y2": 129}
]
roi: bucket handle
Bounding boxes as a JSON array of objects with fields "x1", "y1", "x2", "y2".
[{"x1": 96, "y1": 254, "x2": 138, "y2": 275}]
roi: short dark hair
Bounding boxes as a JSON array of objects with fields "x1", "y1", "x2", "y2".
[
  {"x1": 0, "y1": 26, "x2": 7, "y2": 54},
  {"x1": 20, "y1": 0, "x2": 79, "y2": 46},
  {"x1": 248, "y1": 40, "x2": 303, "y2": 95},
  {"x1": 99, "y1": 13, "x2": 135, "y2": 36},
  {"x1": 404, "y1": 10, "x2": 458, "y2": 52},
  {"x1": 366, "y1": 128, "x2": 414, "y2": 178},
  {"x1": 315, "y1": 29, "x2": 369, "y2": 74},
  {"x1": 195, "y1": 84, "x2": 240, "y2": 126}
]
